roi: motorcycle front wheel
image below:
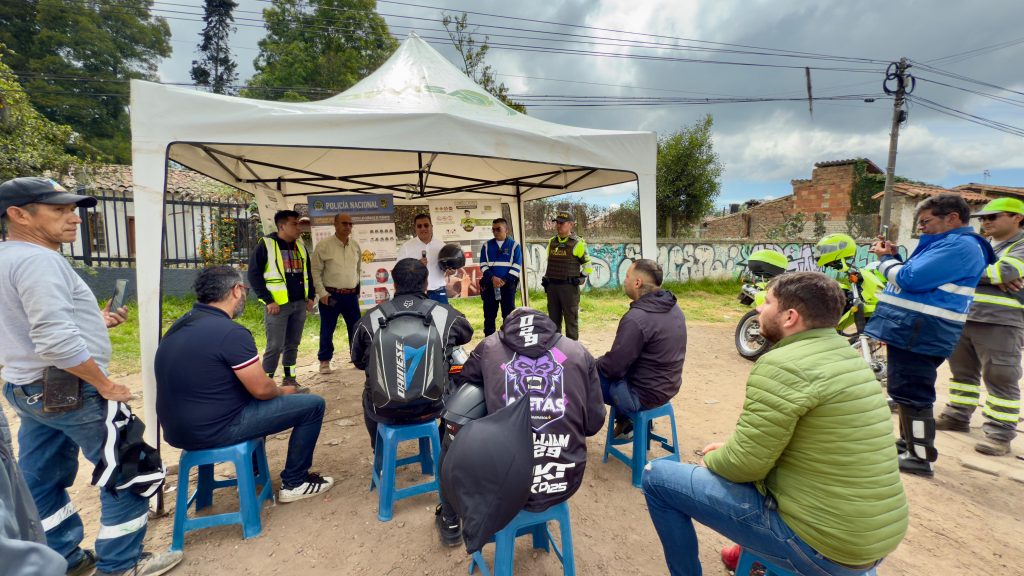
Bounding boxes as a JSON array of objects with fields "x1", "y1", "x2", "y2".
[{"x1": 735, "y1": 309, "x2": 771, "y2": 360}]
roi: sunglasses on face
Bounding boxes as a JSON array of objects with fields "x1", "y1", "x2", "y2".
[{"x1": 979, "y1": 213, "x2": 1007, "y2": 222}]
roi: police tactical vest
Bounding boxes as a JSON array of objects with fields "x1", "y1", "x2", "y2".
[{"x1": 544, "y1": 235, "x2": 581, "y2": 280}]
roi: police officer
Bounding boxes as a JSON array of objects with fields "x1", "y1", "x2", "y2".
[
  {"x1": 937, "y1": 197, "x2": 1024, "y2": 456},
  {"x1": 479, "y1": 218, "x2": 523, "y2": 335},
  {"x1": 541, "y1": 211, "x2": 592, "y2": 340}
]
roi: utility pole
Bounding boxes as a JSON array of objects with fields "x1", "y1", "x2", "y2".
[{"x1": 879, "y1": 57, "x2": 914, "y2": 238}]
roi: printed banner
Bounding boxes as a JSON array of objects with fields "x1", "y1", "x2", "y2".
[
  {"x1": 309, "y1": 194, "x2": 396, "y2": 309},
  {"x1": 428, "y1": 199, "x2": 504, "y2": 298}
]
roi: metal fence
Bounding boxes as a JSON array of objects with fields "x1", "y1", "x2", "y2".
[{"x1": 0, "y1": 188, "x2": 262, "y2": 268}]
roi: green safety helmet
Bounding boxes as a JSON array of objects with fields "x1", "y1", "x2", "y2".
[
  {"x1": 973, "y1": 197, "x2": 1024, "y2": 217},
  {"x1": 815, "y1": 233, "x2": 856, "y2": 268},
  {"x1": 746, "y1": 249, "x2": 788, "y2": 278}
]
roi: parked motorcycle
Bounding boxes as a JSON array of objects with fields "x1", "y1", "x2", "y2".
[
  {"x1": 734, "y1": 249, "x2": 788, "y2": 359},
  {"x1": 733, "y1": 236, "x2": 888, "y2": 385}
]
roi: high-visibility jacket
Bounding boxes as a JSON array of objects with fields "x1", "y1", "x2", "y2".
[
  {"x1": 864, "y1": 226, "x2": 995, "y2": 358},
  {"x1": 479, "y1": 237, "x2": 523, "y2": 281},
  {"x1": 969, "y1": 231, "x2": 1024, "y2": 327},
  {"x1": 543, "y1": 235, "x2": 593, "y2": 280},
  {"x1": 261, "y1": 235, "x2": 309, "y2": 305}
]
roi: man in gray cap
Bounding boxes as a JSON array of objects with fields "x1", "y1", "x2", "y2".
[
  {"x1": 541, "y1": 211, "x2": 593, "y2": 340},
  {"x1": 0, "y1": 177, "x2": 183, "y2": 576}
]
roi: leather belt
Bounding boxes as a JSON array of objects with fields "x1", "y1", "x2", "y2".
[
  {"x1": 544, "y1": 278, "x2": 571, "y2": 285},
  {"x1": 326, "y1": 286, "x2": 359, "y2": 295}
]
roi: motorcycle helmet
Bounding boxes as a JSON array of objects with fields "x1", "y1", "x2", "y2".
[
  {"x1": 441, "y1": 382, "x2": 487, "y2": 436},
  {"x1": 815, "y1": 233, "x2": 856, "y2": 269},
  {"x1": 437, "y1": 243, "x2": 466, "y2": 271},
  {"x1": 746, "y1": 249, "x2": 788, "y2": 278}
]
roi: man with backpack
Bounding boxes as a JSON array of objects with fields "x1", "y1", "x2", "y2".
[{"x1": 350, "y1": 258, "x2": 473, "y2": 447}]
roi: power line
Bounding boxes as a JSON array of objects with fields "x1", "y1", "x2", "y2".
[
  {"x1": 925, "y1": 35, "x2": 1024, "y2": 66},
  {"x1": 909, "y1": 60, "x2": 1024, "y2": 98},
  {"x1": 915, "y1": 76, "x2": 1024, "y2": 109},
  {"x1": 908, "y1": 95, "x2": 1024, "y2": 138}
]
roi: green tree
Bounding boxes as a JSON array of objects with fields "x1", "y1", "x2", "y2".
[
  {"x1": 244, "y1": 0, "x2": 398, "y2": 101},
  {"x1": 441, "y1": 12, "x2": 526, "y2": 114},
  {"x1": 1, "y1": 0, "x2": 171, "y2": 163},
  {"x1": 657, "y1": 114, "x2": 723, "y2": 237},
  {"x1": 0, "y1": 47, "x2": 81, "y2": 181},
  {"x1": 191, "y1": 0, "x2": 239, "y2": 95}
]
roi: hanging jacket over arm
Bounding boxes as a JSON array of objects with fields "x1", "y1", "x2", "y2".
[{"x1": 90, "y1": 402, "x2": 165, "y2": 499}]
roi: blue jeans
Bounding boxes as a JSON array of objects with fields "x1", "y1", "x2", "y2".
[
  {"x1": 427, "y1": 287, "x2": 449, "y2": 305},
  {"x1": 318, "y1": 292, "x2": 361, "y2": 362},
  {"x1": 642, "y1": 460, "x2": 880, "y2": 576},
  {"x1": 4, "y1": 382, "x2": 150, "y2": 573},
  {"x1": 599, "y1": 373, "x2": 644, "y2": 415},
  {"x1": 220, "y1": 394, "x2": 325, "y2": 488}
]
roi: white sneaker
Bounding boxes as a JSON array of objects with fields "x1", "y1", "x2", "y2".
[
  {"x1": 96, "y1": 550, "x2": 184, "y2": 576},
  {"x1": 279, "y1": 473, "x2": 334, "y2": 503}
]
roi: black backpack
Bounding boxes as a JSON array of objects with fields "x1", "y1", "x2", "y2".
[{"x1": 368, "y1": 298, "x2": 448, "y2": 410}]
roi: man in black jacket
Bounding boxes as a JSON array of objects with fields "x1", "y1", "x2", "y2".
[
  {"x1": 350, "y1": 259, "x2": 473, "y2": 446},
  {"x1": 597, "y1": 259, "x2": 687, "y2": 439},
  {"x1": 440, "y1": 308, "x2": 604, "y2": 544}
]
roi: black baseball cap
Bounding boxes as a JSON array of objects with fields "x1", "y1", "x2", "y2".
[
  {"x1": 552, "y1": 211, "x2": 575, "y2": 223},
  {"x1": 0, "y1": 177, "x2": 97, "y2": 213}
]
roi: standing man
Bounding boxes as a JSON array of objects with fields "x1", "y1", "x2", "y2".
[
  {"x1": 248, "y1": 209, "x2": 316, "y2": 389},
  {"x1": 312, "y1": 213, "x2": 362, "y2": 374},
  {"x1": 864, "y1": 194, "x2": 994, "y2": 477},
  {"x1": 541, "y1": 211, "x2": 592, "y2": 340},
  {"x1": 479, "y1": 218, "x2": 523, "y2": 335},
  {"x1": 397, "y1": 213, "x2": 450, "y2": 304},
  {"x1": 937, "y1": 197, "x2": 1024, "y2": 456},
  {"x1": 643, "y1": 272, "x2": 907, "y2": 576},
  {"x1": 0, "y1": 177, "x2": 182, "y2": 576},
  {"x1": 597, "y1": 259, "x2": 687, "y2": 439}
]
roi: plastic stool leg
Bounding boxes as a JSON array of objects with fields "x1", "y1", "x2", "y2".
[
  {"x1": 195, "y1": 463, "x2": 215, "y2": 510},
  {"x1": 557, "y1": 513, "x2": 576, "y2": 576},
  {"x1": 378, "y1": 430, "x2": 398, "y2": 521},
  {"x1": 602, "y1": 406, "x2": 617, "y2": 463},
  {"x1": 631, "y1": 415, "x2": 649, "y2": 488},
  {"x1": 493, "y1": 528, "x2": 517, "y2": 576},
  {"x1": 469, "y1": 551, "x2": 491, "y2": 576},
  {"x1": 529, "y1": 521, "x2": 550, "y2": 551},
  {"x1": 233, "y1": 447, "x2": 263, "y2": 539},
  {"x1": 171, "y1": 460, "x2": 192, "y2": 551},
  {"x1": 418, "y1": 436, "x2": 434, "y2": 475},
  {"x1": 667, "y1": 408, "x2": 681, "y2": 461}
]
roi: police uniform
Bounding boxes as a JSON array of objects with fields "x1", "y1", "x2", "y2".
[
  {"x1": 542, "y1": 213, "x2": 593, "y2": 340},
  {"x1": 940, "y1": 199, "x2": 1024, "y2": 453}
]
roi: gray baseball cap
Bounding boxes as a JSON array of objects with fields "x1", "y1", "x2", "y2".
[{"x1": 0, "y1": 177, "x2": 97, "y2": 213}]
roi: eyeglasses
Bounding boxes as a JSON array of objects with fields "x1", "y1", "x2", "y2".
[
  {"x1": 979, "y1": 213, "x2": 1007, "y2": 222},
  {"x1": 415, "y1": 223, "x2": 431, "y2": 229},
  {"x1": 491, "y1": 227, "x2": 504, "y2": 231},
  {"x1": 917, "y1": 216, "x2": 937, "y2": 227}
]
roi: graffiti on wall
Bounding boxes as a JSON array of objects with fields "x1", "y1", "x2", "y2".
[{"x1": 523, "y1": 241, "x2": 912, "y2": 290}]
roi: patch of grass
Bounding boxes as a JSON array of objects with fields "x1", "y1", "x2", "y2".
[{"x1": 106, "y1": 278, "x2": 751, "y2": 374}]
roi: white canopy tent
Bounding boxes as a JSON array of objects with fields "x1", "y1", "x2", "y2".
[{"x1": 130, "y1": 34, "x2": 656, "y2": 443}]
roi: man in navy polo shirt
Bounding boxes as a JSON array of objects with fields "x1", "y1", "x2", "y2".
[{"x1": 155, "y1": 266, "x2": 334, "y2": 503}]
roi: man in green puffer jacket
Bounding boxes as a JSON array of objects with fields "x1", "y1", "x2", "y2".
[{"x1": 643, "y1": 272, "x2": 908, "y2": 576}]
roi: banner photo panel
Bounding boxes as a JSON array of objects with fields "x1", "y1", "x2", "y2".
[{"x1": 310, "y1": 194, "x2": 396, "y2": 309}]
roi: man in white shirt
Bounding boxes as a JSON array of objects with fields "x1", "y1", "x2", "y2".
[
  {"x1": 311, "y1": 213, "x2": 362, "y2": 374},
  {"x1": 396, "y1": 213, "x2": 450, "y2": 304}
]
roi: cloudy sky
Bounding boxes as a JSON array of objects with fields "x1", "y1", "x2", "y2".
[{"x1": 156, "y1": 0, "x2": 1024, "y2": 207}]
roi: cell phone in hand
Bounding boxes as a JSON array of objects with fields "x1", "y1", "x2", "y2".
[{"x1": 111, "y1": 279, "x2": 129, "y2": 310}]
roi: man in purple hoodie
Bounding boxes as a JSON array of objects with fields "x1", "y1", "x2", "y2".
[
  {"x1": 437, "y1": 308, "x2": 605, "y2": 545},
  {"x1": 597, "y1": 259, "x2": 687, "y2": 439}
]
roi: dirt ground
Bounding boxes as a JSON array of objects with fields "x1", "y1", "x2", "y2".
[{"x1": 4, "y1": 322, "x2": 1024, "y2": 575}]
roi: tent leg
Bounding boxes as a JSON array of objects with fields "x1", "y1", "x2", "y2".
[{"x1": 516, "y1": 186, "x2": 529, "y2": 308}]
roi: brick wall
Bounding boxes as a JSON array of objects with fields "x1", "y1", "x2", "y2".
[
  {"x1": 793, "y1": 163, "x2": 856, "y2": 219},
  {"x1": 702, "y1": 196, "x2": 794, "y2": 240}
]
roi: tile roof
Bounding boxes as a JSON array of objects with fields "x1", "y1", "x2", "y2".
[
  {"x1": 701, "y1": 194, "x2": 794, "y2": 223},
  {"x1": 65, "y1": 164, "x2": 249, "y2": 201},
  {"x1": 953, "y1": 183, "x2": 1024, "y2": 198},
  {"x1": 870, "y1": 183, "x2": 989, "y2": 203},
  {"x1": 814, "y1": 158, "x2": 883, "y2": 173}
]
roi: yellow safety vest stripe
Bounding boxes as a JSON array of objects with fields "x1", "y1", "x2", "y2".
[{"x1": 262, "y1": 237, "x2": 308, "y2": 305}]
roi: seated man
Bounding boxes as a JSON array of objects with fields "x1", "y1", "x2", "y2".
[
  {"x1": 350, "y1": 258, "x2": 473, "y2": 447},
  {"x1": 155, "y1": 266, "x2": 333, "y2": 503},
  {"x1": 643, "y1": 272, "x2": 908, "y2": 576},
  {"x1": 439, "y1": 308, "x2": 605, "y2": 545},
  {"x1": 597, "y1": 258, "x2": 686, "y2": 438}
]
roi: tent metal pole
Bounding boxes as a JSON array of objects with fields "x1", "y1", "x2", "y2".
[{"x1": 516, "y1": 184, "x2": 529, "y2": 308}]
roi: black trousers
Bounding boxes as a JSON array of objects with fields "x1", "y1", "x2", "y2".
[
  {"x1": 887, "y1": 344, "x2": 945, "y2": 410},
  {"x1": 481, "y1": 277, "x2": 519, "y2": 336},
  {"x1": 546, "y1": 283, "x2": 581, "y2": 340}
]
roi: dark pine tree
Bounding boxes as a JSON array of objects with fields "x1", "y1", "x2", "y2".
[{"x1": 191, "y1": 0, "x2": 239, "y2": 94}]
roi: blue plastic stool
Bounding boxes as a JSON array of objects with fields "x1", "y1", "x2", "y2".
[
  {"x1": 735, "y1": 550, "x2": 796, "y2": 576},
  {"x1": 468, "y1": 501, "x2": 575, "y2": 576},
  {"x1": 369, "y1": 420, "x2": 441, "y2": 522},
  {"x1": 171, "y1": 438, "x2": 274, "y2": 551},
  {"x1": 602, "y1": 403, "x2": 681, "y2": 487}
]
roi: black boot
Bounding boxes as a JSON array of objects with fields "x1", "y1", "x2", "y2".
[
  {"x1": 435, "y1": 503, "x2": 462, "y2": 548},
  {"x1": 896, "y1": 404, "x2": 937, "y2": 478}
]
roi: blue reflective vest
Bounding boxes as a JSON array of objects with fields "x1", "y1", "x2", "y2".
[
  {"x1": 864, "y1": 226, "x2": 996, "y2": 358},
  {"x1": 479, "y1": 238, "x2": 523, "y2": 282}
]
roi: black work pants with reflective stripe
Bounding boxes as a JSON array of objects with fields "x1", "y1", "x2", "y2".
[
  {"x1": 943, "y1": 321, "x2": 1022, "y2": 442},
  {"x1": 546, "y1": 282, "x2": 581, "y2": 341}
]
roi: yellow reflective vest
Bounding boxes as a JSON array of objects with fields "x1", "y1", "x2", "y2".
[{"x1": 261, "y1": 236, "x2": 309, "y2": 306}]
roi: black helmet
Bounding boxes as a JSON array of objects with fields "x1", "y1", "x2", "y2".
[
  {"x1": 441, "y1": 382, "x2": 487, "y2": 428},
  {"x1": 438, "y1": 243, "x2": 466, "y2": 271}
]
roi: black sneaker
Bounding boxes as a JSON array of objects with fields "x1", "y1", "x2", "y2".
[
  {"x1": 67, "y1": 548, "x2": 97, "y2": 576},
  {"x1": 279, "y1": 472, "x2": 334, "y2": 503},
  {"x1": 435, "y1": 504, "x2": 462, "y2": 548},
  {"x1": 612, "y1": 420, "x2": 634, "y2": 441}
]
